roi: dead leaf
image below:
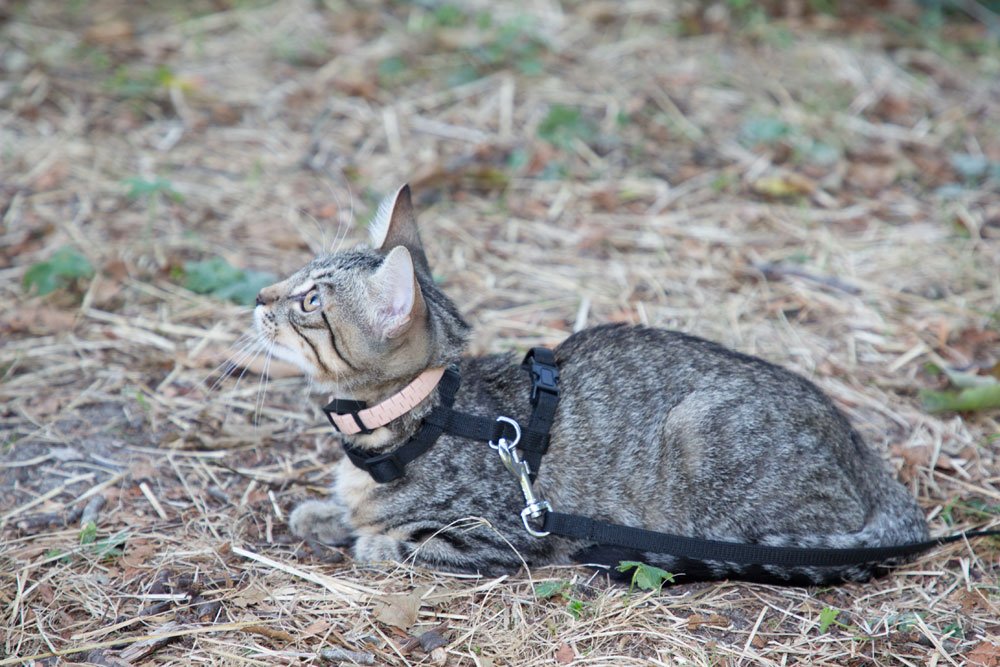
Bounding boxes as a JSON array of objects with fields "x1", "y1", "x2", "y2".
[
  {"x1": 950, "y1": 589, "x2": 990, "y2": 615},
  {"x1": 84, "y1": 20, "x2": 134, "y2": 45},
  {"x1": 374, "y1": 591, "x2": 423, "y2": 631},
  {"x1": 302, "y1": 619, "x2": 331, "y2": 636},
  {"x1": 687, "y1": 613, "x2": 731, "y2": 630},
  {"x1": 846, "y1": 161, "x2": 898, "y2": 192},
  {"x1": 121, "y1": 539, "x2": 160, "y2": 569},
  {"x1": 231, "y1": 585, "x2": 271, "y2": 608},
  {"x1": 31, "y1": 161, "x2": 69, "y2": 191},
  {"x1": 245, "y1": 624, "x2": 295, "y2": 643},
  {"x1": 968, "y1": 641, "x2": 1000, "y2": 667},
  {"x1": 555, "y1": 643, "x2": 576, "y2": 664},
  {"x1": 751, "y1": 172, "x2": 816, "y2": 199},
  {"x1": 1, "y1": 305, "x2": 77, "y2": 335}
]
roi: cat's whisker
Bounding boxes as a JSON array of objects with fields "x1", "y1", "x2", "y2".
[
  {"x1": 254, "y1": 343, "x2": 275, "y2": 427},
  {"x1": 319, "y1": 178, "x2": 353, "y2": 255},
  {"x1": 298, "y1": 205, "x2": 330, "y2": 257},
  {"x1": 222, "y1": 344, "x2": 266, "y2": 421},
  {"x1": 206, "y1": 335, "x2": 262, "y2": 394},
  {"x1": 329, "y1": 205, "x2": 350, "y2": 255}
]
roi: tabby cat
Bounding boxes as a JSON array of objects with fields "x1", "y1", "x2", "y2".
[{"x1": 253, "y1": 185, "x2": 928, "y2": 584}]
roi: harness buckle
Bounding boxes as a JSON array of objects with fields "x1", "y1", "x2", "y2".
[
  {"x1": 360, "y1": 451, "x2": 406, "y2": 483},
  {"x1": 492, "y1": 419, "x2": 551, "y2": 538},
  {"x1": 527, "y1": 357, "x2": 559, "y2": 404}
]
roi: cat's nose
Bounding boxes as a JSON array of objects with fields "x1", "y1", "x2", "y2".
[{"x1": 256, "y1": 289, "x2": 276, "y2": 307}]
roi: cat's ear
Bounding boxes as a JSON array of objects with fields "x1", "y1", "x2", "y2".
[
  {"x1": 368, "y1": 184, "x2": 431, "y2": 275},
  {"x1": 369, "y1": 246, "x2": 421, "y2": 339}
]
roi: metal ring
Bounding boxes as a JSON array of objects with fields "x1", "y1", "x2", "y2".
[{"x1": 489, "y1": 416, "x2": 521, "y2": 449}]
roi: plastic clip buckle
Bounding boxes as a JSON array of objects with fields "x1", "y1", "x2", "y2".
[
  {"x1": 363, "y1": 451, "x2": 406, "y2": 483},
  {"x1": 528, "y1": 360, "x2": 559, "y2": 404}
]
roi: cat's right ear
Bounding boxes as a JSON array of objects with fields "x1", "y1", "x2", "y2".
[
  {"x1": 368, "y1": 184, "x2": 431, "y2": 275},
  {"x1": 369, "y1": 246, "x2": 421, "y2": 339}
]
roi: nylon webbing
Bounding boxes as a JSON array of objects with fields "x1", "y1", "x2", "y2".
[
  {"x1": 336, "y1": 348, "x2": 560, "y2": 484},
  {"x1": 542, "y1": 511, "x2": 1000, "y2": 567}
]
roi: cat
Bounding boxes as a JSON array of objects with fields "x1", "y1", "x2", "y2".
[{"x1": 253, "y1": 184, "x2": 929, "y2": 584}]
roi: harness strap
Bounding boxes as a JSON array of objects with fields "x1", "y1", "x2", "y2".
[
  {"x1": 542, "y1": 511, "x2": 1000, "y2": 567},
  {"x1": 339, "y1": 348, "x2": 560, "y2": 484},
  {"x1": 341, "y1": 368, "x2": 460, "y2": 483},
  {"x1": 520, "y1": 348, "x2": 559, "y2": 482}
]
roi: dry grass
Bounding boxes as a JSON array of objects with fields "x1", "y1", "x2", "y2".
[{"x1": 2, "y1": 0, "x2": 1000, "y2": 664}]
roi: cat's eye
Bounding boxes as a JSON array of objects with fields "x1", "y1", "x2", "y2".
[{"x1": 301, "y1": 289, "x2": 321, "y2": 313}]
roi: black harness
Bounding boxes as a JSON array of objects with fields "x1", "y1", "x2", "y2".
[
  {"x1": 324, "y1": 348, "x2": 559, "y2": 484},
  {"x1": 324, "y1": 348, "x2": 1000, "y2": 573}
]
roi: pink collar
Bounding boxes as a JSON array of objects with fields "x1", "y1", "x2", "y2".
[{"x1": 325, "y1": 367, "x2": 446, "y2": 435}]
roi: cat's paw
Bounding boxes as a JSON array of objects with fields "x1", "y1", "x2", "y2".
[
  {"x1": 288, "y1": 499, "x2": 354, "y2": 546},
  {"x1": 353, "y1": 534, "x2": 408, "y2": 564}
]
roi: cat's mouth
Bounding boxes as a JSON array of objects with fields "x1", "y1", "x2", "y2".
[{"x1": 253, "y1": 307, "x2": 318, "y2": 377}]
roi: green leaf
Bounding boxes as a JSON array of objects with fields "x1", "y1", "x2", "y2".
[
  {"x1": 123, "y1": 176, "x2": 182, "y2": 201},
  {"x1": 616, "y1": 560, "x2": 675, "y2": 592},
  {"x1": 538, "y1": 105, "x2": 594, "y2": 149},
  {"x1": 23, "y1": 246, "x2": 95, "y2": 296},
  {"x1": 182, "y1": 257, "x2": 275, "y2": 306},
  {"x1": 93, "y1": 532, "x2": 128, "y2": 560},
  {"x1": 740, "y1": 116, "x2": 791, "y2": 146},
  {"x1": 818, "y1": 606, "x2": 839, "y2": 633},
  {"x1": 79, "y1": 521, "x2": 98, "y2": 545},
  {"x1": 534, "y1": 580, "x2": 570, "y2": 599},
  {"x1": 921, "y1": 384, "x2": 1000, "y2": 413}
]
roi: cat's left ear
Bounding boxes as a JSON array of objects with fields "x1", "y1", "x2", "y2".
[
  {"x1": 369, "y1": 246, "x2": 422, "y2": 339},
  {"x1": 369, "y1": 184, "x2": 431, "y2": 275}
]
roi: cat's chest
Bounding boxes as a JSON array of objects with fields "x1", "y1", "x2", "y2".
[{"x1": 334, "y1": 457, "x2": 378, "y2": 518}]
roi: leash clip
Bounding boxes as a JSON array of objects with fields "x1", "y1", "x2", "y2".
[{"x1": 491, "y1": 417, "x2": 551, "y2": 538}]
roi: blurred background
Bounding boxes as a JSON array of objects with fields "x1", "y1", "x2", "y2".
[{"x1": 2, "y1": 1, "x2": 999, "y2": 664}]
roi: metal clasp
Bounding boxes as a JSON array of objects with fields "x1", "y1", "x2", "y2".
[{"x1": 490, "y1": 416, "x2": 551, "y2": 538}]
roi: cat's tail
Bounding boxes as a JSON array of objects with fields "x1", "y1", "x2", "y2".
[{"x1": 742, "y1": 487, "x2": 931, "y2": 585}]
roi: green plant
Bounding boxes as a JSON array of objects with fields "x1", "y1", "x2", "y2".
[
  {"x1": 616, "y1": 561, "x2": 675, "y2": 592},
  {"x1": 181, "y1": 256, "x2": 276, "y2": 306},
  {"x1": 23, "y1": 246, "x2": 95, "y2": 296},
  {"x1": 455, "y1": 15, "x2": 549, "y2": 80},
  {"x1": 124, "y1": 177, "x2": 182, "y2": 202},
  {"x1": 538, "y1": 105, "x2": 595, "y2": 150},
  {"x1": 818, "y1": 606, "x2": 841, "y2": 633},
  {"x1": 79, "y1": 522, "x2": 128, "y2": 561},
  {"x1": 107, "y1": 64, "x2": 174, "y2": 100},
  {"x1": 534, "y1": 580, "x2": 588, "y2": 619}
]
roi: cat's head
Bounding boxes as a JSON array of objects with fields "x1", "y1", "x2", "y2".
[{"x1": 253, "y1": 185, "x2": 470, "y2": 395}]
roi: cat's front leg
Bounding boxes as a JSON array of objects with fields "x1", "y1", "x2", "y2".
[{"x1": 288, "y1": 499, "x2": 355, "y2": 546}]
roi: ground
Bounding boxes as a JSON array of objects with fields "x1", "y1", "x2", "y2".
[{"x1": 2, "y1": 0, "x2": 1000, "y2": 665}]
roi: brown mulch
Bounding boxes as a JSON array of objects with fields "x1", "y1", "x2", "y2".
[{"x1": 2, "y1": 1, "x2": 999, "y2": 665}]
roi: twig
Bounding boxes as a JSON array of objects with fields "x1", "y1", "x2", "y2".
[
  {"x1": 318, "y1": 646, "x2": 376, "y2": 664},
  {"x1": 231, "y1": 545, "x2": 377, "y2": 605},
  {"x1": 0, "y1": 621, "x2": 265, "y2": 665},
  {"x1": 139, "y1": 482, "x2": 169, "y2": 520},
  {"x1": 753, "y1": 262, "x2": 861, "y2": 295}
]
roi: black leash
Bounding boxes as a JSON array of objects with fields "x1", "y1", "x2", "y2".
[
  {"x1": 543, "y1": 512, "x2": 1000, "y2": 567},
  {"x1": 325, "y1": 347, "x2": 1000, "y2": 570}
]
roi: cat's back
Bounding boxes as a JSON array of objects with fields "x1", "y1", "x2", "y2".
[{"x1": 553, "y1": 322, "x2": 831, "y2": 406}]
